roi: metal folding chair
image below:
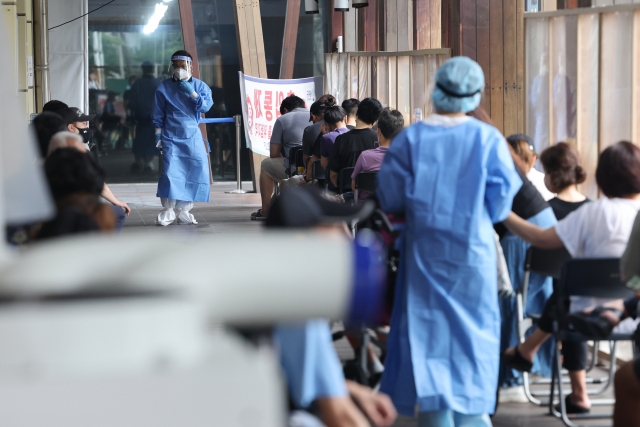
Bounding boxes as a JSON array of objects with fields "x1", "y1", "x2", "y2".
[{"x1": 550, "y1": 258, "x2": 635, "y2": 426}]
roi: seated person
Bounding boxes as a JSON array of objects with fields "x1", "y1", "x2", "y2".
[
  {"x1": 342, "y1": 98, "x2": 360, "y2": 130},
  {"x1": 267, "y1": 188, "x2": 395, "y2": 427},
  {"x1": 252, "y1": 95, "x2": 309, "y2": 220},
  {"x1": 328, "y1": 98, "x2": 382, "y2": 189},
  {"x1": 61, "y1": 107, "x2": 97, "y2": 152},
  {"x1": 350, "y1": 109, "x2": 404, "y2": 199},
  {"x1": 37, "y1": 148, "x2": 115, "y2": 240},
  {"x1": 502, "y1": 141, "x2": 640, "y2": 414},
  {"x1": 507, "y1": 133, "x2": 555, "y2": 200},
  {"x1": 42, "y1": 99, "x2": 69, "y2": 116},
  {"x1": 303, "y1": 96, "x2": 335, "y2": 165},
  {"x1": 31, "y1": 112, "x2": 67, "y2": 158}
]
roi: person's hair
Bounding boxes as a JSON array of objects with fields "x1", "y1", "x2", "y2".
[
  {"x1": 596, "y1": 141, "x2": 640, "y2": 198},
  {"x1": 47, "y1": 131, "x2": 85, "y2": 156},
  {"x1": 342, "y1": 98, "x2": 360, "y2": 117},
  {"x1": 539, "y1": 142, "x2": 586, "y2": 192},
  {"x1": 507, "y1": 134, "x2": 536, "y2": 167},
  {"x1": 281, "y1": 95, "x2": 305, "y2": 113},
  {"x1": 318, "y1": 94, "x2": 336, "y2": 107},
  {"x1": 356, "y1": 97, "x2": 383, "y2": 125},
  {"x1": 42, "y1": 100, "x2": 69, "y2": 116},
  {"x1": 377, "y1": 109, "x2": 405, "y2": 140},
  {"x1": 32, "y1": 112, "x2": 67, "y2": 158},
  {"x1": 323, "y1": 106, "x2": 346, "y2": 126},
  {"x1": 44, "y1": 148, "x2": 106, "y2": 200}
]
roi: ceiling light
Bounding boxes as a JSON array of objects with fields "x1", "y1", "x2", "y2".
[{"x1": 143, "y1": 3, "x2": 169, "y2": 35}]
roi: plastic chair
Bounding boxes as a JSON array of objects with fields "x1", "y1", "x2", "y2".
[
  {"x1": 287, "y1": 147, "x2": 303, "y2": 176},
  {"x1": 311, "y1": 161, "x2": 327, "y2": 190},
  {"x1": 337, "y1": 167, "x2": 355, "y2": 195},
  {"x1": 550, "y1": 258, "x2": 635, "y2": 426},
  {"x1": 354, "y1": 172, "x2": 377, "y2": 200}
]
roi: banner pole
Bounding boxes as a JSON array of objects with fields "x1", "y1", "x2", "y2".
[{"x1": 226, "y1": 115, "x2": 248, "y2": 194}]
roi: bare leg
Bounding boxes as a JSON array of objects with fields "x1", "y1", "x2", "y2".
[
  {"x1": 568, "y1": 370, "x2": 591, "y2": 409},
  {"x1": 260, "y1": 171, "x2": 274, "y2": 216},
  {"x1": 504, "y1": 327, "x2": 552, "y2": 362},
  {"x1": 614, "y1": 360, "x2": 640, "y2": 427}
]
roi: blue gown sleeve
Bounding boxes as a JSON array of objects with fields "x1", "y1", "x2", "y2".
[
  {"x1": 152, "y1": 84, "x2": 165, "y2": 130},
  {"x1": 273, "y1": 320, "x2": 348, "y2": 409},
  {"x1": 376, "y1": 129, "x2": 412, "y2": 213},
  {"x1": 192, "y1": 81, "x2": 213, "y2": 114},
  {"x1": 485, "y1": 135, "x2": 522, "y2": 223}
]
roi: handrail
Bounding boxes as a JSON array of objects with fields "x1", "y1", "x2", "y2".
[{"x1": 524, "y1": 3, "x2": 640, "y2": 18}]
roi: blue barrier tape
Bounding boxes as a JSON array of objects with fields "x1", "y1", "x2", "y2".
[{"x1": 199, "y1": 118, "x2": 235, "y2": 124}]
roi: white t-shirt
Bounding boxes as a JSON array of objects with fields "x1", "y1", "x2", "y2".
[
  {"x1": 554, "y1": 197, "x2": 640, "y2": 315},
  {"x1": 527, "y1": 168, "x2": 555, "y2": 201},
  {"x1": 555, "y1": 197, "x2": 640, "y2": 258}
]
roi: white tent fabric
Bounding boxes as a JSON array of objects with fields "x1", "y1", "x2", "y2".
[
  {"x1": 48, "y1": 0, "x2": 89, "y2": 112},
  {"x1": 0, "y1": 26, "x2": 54, "y2": 230}
]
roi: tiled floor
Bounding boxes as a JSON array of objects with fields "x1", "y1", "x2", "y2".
[{"x1": 111, "y1": 182, "x2": 618, "y2": 427}]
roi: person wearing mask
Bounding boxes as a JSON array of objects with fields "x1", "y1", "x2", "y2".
[
  {"x1": 153, "y1": 50, "x2": 213, "y2": 226},
  {"x1": 507, "y1": 134, "x2": 555, "y2": 201},
  {"x1": 129, "y1": 61, "x2": 161, "y2": 174},
  {"x1": 342, "y1": 98, "x2": 360, "y2": 130},
  {"x1": 376, "y1": 57, "x2": 522, "y2": 427},
  {"x1": 61, "y1": 107, "x2": 96, "y2": 153},
  {"x1": 502, "y1": 141, "x2": 640, "y2": 414},
  {"x1": 351, "y1": 109, "x2": 404, "y2": 198},
  {"x1": 328, "y1": 98, "x2": 382, "y2": 189},
  {"x1": 303, "y1": 96, "x2": 335, "y2": 164},
  {"x1": 251, "y1": 95, "x2": 309, "y2": 221}
]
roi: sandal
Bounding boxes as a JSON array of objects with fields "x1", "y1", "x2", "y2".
[
  {"x1": 567, "y1": 307, "x2": 623, "y2": 339},
  {"x1": 555, "y1": 396, "x2": 590, "y2": 414},
  {"x1": 250, "y1": 209, "x2": 267, "y2": 221},
  {"x1": 501, "y1": 346, "x2": 533, "y2": 373}
]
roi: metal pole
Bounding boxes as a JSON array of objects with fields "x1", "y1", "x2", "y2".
[
  {"x1": 34, "y1": 0, "x2": 50, "y2": 111},
  {"x1": 225, "y1": 115, "x2": 248, "y2": 194}
]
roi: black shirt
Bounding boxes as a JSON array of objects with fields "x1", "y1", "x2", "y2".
[
  {"x1": 548, "y1": 197, "x2": 590, "y2": 220},
  {"x1": 328, "y1": 128, "x2": 378, "y2": 173}
]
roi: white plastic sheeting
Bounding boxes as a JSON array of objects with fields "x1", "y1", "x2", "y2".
[
  {"x1": 0, "y1": 26, "x2": 54, "y2": 231},
  {"x1": 48, "y1": 0, "x2": 89, "y2": 112}
]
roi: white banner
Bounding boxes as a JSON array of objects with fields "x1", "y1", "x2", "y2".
[{"x1": 239, "y1": 73, "x2": 322, "y2": 156}]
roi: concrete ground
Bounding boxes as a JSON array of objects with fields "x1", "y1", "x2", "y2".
[{"x1": 111, "y1": 182, "x2": 618, "y2": 427}]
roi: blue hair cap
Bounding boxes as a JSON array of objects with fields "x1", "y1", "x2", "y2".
[{"x1": 431, "y1": 56, "x2": 485, "y2": 114}]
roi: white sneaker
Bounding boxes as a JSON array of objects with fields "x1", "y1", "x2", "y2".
[{"x1": 498, "y1": 386, "x2": 528, "y2": 403}]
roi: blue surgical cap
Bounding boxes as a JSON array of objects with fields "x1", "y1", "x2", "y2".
[{"x1": 431, "y1": 56, "x2": 485, "y2": 114}]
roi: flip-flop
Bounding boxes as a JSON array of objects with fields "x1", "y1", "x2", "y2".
[
  {"x1": 250, "y1": 210, "x2": 267, "y2": 221},
  {"x1": 501, "y1": 346, "x2": 533, "y2": 373},
  {"x1": 555, "y1": 396, "x2": 590, "y2": 414},
  {"x1": 567, "y1": 307, "x2": 623, "y2": 339}
]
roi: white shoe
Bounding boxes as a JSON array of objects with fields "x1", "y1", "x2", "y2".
[
  {"x1": 498, "y1": 386, "x2": 528, "y2": 403},
  {"x1": 177, "y1": 211, "x2": 198, "y2": 225}
]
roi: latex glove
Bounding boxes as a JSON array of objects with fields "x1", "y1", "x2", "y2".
[
  {"x1": 179, "y1": 80, "x2": 195, "y2": 96},
  {"x1": 155, "y1": 132, "x2": 162, "y2": 150}
]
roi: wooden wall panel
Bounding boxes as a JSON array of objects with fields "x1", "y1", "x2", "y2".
[
  {"x1": 386, "y1": 0, "x2": 399, "y2": 51},
  {"x1": 415, "y1": 0, "x2": 431, "y2": 48},
  {"x1": 516, "y1": 0, "x2": 525, "y2": 132},
  {"x1": 344, "y1": 8, "x2": 358, "y2": 52},
  {"x1": 489, "y1": 0, "x2": 504, "y2": 130},
  {"x1": 476, "y1": 0, "x2": 491, "y2": 113},
  {"x1": 633, "y1": 10, "x2": 640, "y2": 145},
  {"x1": 461, "y1": 0, "x2": 477, "y2": 60},
  {"x1": 330, "y1": 1, "x2": 344, "y2": 52},
  {"x1": 397, "y1": 56, "x2": 412, "y2": 123},
  {"x1": 279, "y1": 0, "x2": 301, "y2": 79},
  {"x1": 502, "y1": 0, "x2": 518, "y2": 136}
]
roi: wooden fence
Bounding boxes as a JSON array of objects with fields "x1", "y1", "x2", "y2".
[
  {"x1": 525, "y1": 4, "x2": 640, "y2": 198},
  {"x1": 324, "y1": 49, "x2": 451, "y2": 126}
]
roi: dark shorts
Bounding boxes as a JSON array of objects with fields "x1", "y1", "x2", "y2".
[{"x1": 634, "y1": 357, "x2": 640, "y2": 382}]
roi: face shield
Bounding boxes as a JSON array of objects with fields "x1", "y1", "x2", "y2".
[{"x1": 171, "y1": 55, "x2": 193, "y2": 81}]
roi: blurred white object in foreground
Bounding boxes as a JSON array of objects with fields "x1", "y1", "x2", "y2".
[{"x1": 0, "y1": 231, "x2": 378, "y2": 426}]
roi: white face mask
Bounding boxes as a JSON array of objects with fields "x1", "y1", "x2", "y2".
[{"x1": 173, "y1": 67, "x2": 191, "y2": 81}]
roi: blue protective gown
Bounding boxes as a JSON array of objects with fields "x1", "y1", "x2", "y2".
[
  {"x1": 152, "y1": 77, "x2": 213, "y2": 202},
  {"x1": 499, "y1": 208, "x2": 557, "y2": 387},
  {"x1": 377, "y1": 116, "x2": 522, "y2": 416},
  {"x1": 273, "y1": 320, "x2": 348, "y2": 409}
]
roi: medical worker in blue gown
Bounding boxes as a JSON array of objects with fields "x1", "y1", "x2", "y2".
[
  {"x1": 153, "y1": 50, "x2": 212, "y2": 226},
  {"x1": 377, "y1": 57, "x2": 522, "y2": 427}
]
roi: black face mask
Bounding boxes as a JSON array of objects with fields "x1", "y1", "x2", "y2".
[{"x1": 77, "y1": 127, "x2": 93, "y2": 144}]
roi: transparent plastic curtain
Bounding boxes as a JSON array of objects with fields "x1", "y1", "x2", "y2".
[
  {"x1": 549, "y1": 16, "x2": 577, "y2": 147},
  {"x1": 525, "y1": 18, "x2": 550, "y2": 164},
  {"x1": 600, "y1": 11, "x2": 634, "y2": 150}
]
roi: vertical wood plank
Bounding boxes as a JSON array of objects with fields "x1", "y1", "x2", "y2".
[
  {"x1": 279, "y1": 0, "x2": 301, "y2": 79},
  {"x1": 243, "y1": 0, "x2": 260, "y2": 76},
  {"x1": 516, "y1": 0, "x2": 525, "y2": 132},
  {"x1": 386, "y1": 0, "x2": 399, "y2": 51},
  {"x1": 397, "y1": 0, "x2": 413, "y2": 51},
  {"x1": 397, "y1": 56, "x2": 412, "y2": 124},
  {"x1": 388, "y1": 57, "x2": 398, "y2": 108},
  {"x1": 330, "y1": 0, "x2": 344, "y2": 52},
  {"x1": 476, "y1": 0, "x2": 491, "y2": 114},
  {"x1": 489, "y1": 0, "x2": 504, "y2": 132},
  {"x1": 461, "y1": 0, "x2": 477, "y2": 60},
  {"x1": 376, "y1": 56, "x2": 389, "y2": 106},
  {"x1": 503, "y1": 0, "x2": 518, "y2": 136},
  {"x1": 430, "y1": 0, "x2": 442, "y2": 48},
  {"x1": 234, "y1": 0, "x2": 251, "y2": 73},
  {"x1": 343, "y1": 7, "x2": 358, "y2": 52},
  {"x1": 448, "y1": 0, "x2": 461, "y2": 56},
  {"x1": 415, "y1": 0, "x2": 431, "y2": 49},
  {"x1": 364, "y1": 0, "x2": 379, "y2": 51},
  {"x1": 633, "y1": 10, "x2": 640, "y2": 145},
  {"x1": 426, "y1": 55, "x2": 439, "y2": 115},
  {"x1": 358, "y1": 8, "x2": 366, "y2": 51}
]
